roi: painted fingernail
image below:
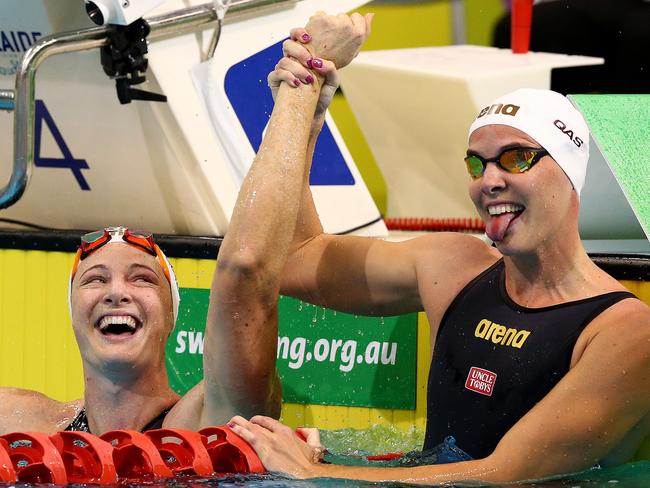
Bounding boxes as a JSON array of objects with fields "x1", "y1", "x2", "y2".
[
  {"x1": 293, "y1": 78, "x2": 301, "y2": 87},
  {"x1": 227, "y1": 422, "x2": 236, "y2": 428},
  {"x1": 305, "y1": 75, "x2": 314, "y2": 84},
  {"x1": 311, "y1": 58, "x2": 323, "y2": 69},
  {"x1": 306, "y1": 59, "x2": 313, "y2": 69},
  {"x1": 301, "y1": 33, "x2": 311, "y2": 42}
]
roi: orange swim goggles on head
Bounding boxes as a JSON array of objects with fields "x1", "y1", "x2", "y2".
[
  {"x1": 70, "y1": 227, "x2": 171, "y2": 284},
  {"x1": 69, "y1": 226, "x2": 180, "y2": 323}
]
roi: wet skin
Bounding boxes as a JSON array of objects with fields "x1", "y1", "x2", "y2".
[{"x1": 467, "y1": 125, "x2": 577, "y2": 257}]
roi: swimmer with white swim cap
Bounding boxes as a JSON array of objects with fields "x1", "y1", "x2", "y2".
[
  {"x1": 0, "y1": 17, "x2": 343, "y2": 434},
  {"x1": 465, "y1": 87, "x2": 590, "y2": 246},
  {"x1": 227, "y1": 14, "x2": 650, "y2": 484}
]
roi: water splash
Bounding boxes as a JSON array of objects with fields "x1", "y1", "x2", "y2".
[{"x1": 321, "y1": 424, "x2": 424, "y2": 457}]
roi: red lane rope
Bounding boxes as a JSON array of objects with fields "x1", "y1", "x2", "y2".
[
  {"x1": 0, "y1": 426, "x2": 401, "y2": 484},
  {"x1": 384, "y1": 217, "x2": 485, "y2": 233}
]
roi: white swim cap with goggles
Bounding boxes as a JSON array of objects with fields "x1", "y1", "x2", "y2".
[
  {"x1": 69, "y1": 227, "x2": 180, "y2": 325},
  {"x1": 468, "y1": 88, "x2": 590, "y2": 196}
]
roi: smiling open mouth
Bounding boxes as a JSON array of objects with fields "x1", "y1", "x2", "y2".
[
  {"x1": 486, "y1": 203, "x2": 525, "y2": 242},
  {"x1": 96, "y1": 315, "x2": 141, "y2": 336}
]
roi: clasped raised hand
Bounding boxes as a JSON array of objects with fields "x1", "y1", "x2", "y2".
[
  {"x1": 303, "y1": 11, "x2": 373, "y2": 69},
  {"x1": 267, "y1": 12, "x2": 373, "y2": 130}
]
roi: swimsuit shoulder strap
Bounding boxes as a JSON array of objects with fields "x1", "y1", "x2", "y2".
[
  {"x1": 64, "y1": 405, "x2": 175, "y2": 433},
  {"x1": 65, "y1": 407, "x2": 90, "y2": 432},
  {"x1": 141, "y1": 406, "x2": 174, "y2": 431}
]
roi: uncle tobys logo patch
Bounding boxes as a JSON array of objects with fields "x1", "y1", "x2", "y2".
[{"x1": 465, "y1": 366, "x2": 497, "y2": 396}]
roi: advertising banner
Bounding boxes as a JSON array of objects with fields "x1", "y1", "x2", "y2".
[{"x1": 167, "y1": 288, "x2": 418, "y2": 410}]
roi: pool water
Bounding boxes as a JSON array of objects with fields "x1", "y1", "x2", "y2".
[
  {"x1": 316, "y1": 426, "x2": 650, "y2": 487},
  {"x1": 148, "y1": 426, "x2": 649, "y2": 488},
  {"x1": 133, "y1": 461, "x2": 650, "y2": 488}
]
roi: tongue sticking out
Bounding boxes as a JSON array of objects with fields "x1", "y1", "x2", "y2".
[{"x1": 486, "y1": 213, "x2": 517, "y2": 242}]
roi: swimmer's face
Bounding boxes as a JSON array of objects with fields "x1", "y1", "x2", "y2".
[
  {"x1": 467, "y1": 125, "x2": 576, "y2": 255},
  {"x1": 70, "y1": 243, "x2": 173, "y2": 372}
]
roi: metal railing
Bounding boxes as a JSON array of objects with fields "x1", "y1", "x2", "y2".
[
  {"x1": 0, "y1": 0, "x2": 297, "y2": 209},
  {"x1": 0, "y1": 89, "x2": 14, "y2": 111}
]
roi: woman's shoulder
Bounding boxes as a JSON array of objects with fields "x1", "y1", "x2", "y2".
[{"x1": 0, "y1": 387, "x2": 82, "y2": 434}]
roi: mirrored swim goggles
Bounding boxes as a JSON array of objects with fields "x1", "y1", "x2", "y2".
[
  {"x1": 464, "y1": 146, "x2": 549, "y2": 180},
  {"x1": 69, "y1": 227, "x2": 180, "y2": 323}
]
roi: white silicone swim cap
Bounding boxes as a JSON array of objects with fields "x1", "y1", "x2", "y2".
[
  {"x1": 468, "y1": 88, "x2": 590, "y2": 196},
  {"x1": 158, "y1": 246, "x2": 181, "y2": 325}
]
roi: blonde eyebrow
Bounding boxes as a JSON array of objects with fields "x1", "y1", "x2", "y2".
[
  {"x1": 78, "y1": 264, "x2": 109, "y2": 281},
  {"x1": 128, "y1": 262, "x2": 163, "y2": 279}
]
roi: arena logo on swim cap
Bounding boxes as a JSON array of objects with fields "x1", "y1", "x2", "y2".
[
  {"x1": 553, "y1": 119, "x2": 585, "y2": 148},
  {"x1": 477, "y1": 103, "x2": 520, "y2": 118}
]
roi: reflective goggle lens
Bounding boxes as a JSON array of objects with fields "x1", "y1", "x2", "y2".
[
  {"x1": 82, "y1": 230, "x2": 106, "y2": 244},
  {"x1": 79, "y1": 230, "x2": 111, "y2": 259},
  {"x1": 464, "y1": 148, "x2": 547, "y2": 179},
  {"x1": 122, "y1": 231, "x2": 156, "y2": 256},
  {"x1": 500, "y1": 149, "x2": 537, "y2": 173},
  {"x1": 465, "y1": 155, "x2": 485, "y2": 179}
]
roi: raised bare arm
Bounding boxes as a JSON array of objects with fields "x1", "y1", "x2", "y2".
[
  {"x1": 277, "y1": 15, "x2": 495, "y2": 316},
  {"x1": 198, "y1": 53, "x2": 322, "y2": 426}
]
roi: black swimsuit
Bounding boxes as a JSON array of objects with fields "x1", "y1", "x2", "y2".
[
  {"x1": 65, "y1": 406, "x2": 173, "y2": 433},
  {"x1": 423, "y1": 259, "x2": 636, "y2": 459}
]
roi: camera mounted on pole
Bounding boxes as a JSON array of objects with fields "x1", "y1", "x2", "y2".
[{"x1": 100, "y1": 18, "x2": 166, "y2": 105}]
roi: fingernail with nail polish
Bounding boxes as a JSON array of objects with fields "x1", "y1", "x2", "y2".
[
  {"x1": 306, "y1": 59, "x2": 313, "y2": 69},
  {"x1": 301, "y1": 33, "x2": 311, "y2": 42},
  {"x1": 311, "y1": 58, "x2": 323, "y2": 69},
  {"x1": 227, "y1": 422, "x2": 236, "y2": 428},
  {"x1": 305, "y1": 75, "x2": 314, "y2": 84},
  {"x1": 293, "y1": 79, "x2": 301, "y2": 87}
]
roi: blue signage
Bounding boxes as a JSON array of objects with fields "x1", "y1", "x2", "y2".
[
  {"x1": 224, "y1": 41, "x2": 355, "y2": 186},
  {"x1": 34, "y1": 100, "x2": 90, "y2": 190}
]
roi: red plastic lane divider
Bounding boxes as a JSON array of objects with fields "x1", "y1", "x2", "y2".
[
  {"x1": 0, "y1": 424, "x2": 275, "y2": 483},
  {"x1": 51, "y1": 431, "x2": 117, "y2": 484},
  {"x1": 200, "y1": 426, "x2": 265, "y2": 474},
  {"x1": 0, "y1": 438, "x2": 17, "y2": 482},
  {"x1": 145, "y1": 428, "x2": 213, "y2": 476},
  {"x1": 383, "y1": 217, "x2": 485, "y2": 233},
  {"x1": 0, "y1": 432, "x2": 67, "y2": 484},
  {"x1": 100, "y1": 429, "x2": 174, "y2": 481}
]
